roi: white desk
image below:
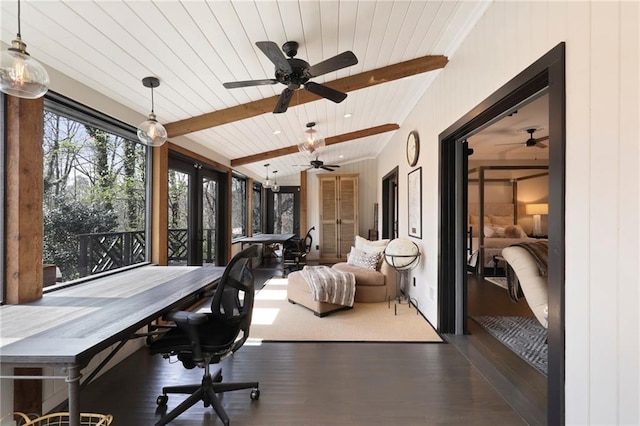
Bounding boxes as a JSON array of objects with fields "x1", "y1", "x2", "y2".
[{"x1": 0, "y1": 265, "x2": 224, "y2": 426}]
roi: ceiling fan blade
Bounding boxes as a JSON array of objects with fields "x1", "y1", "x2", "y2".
[
  {"x1": 255, "y1": 41, "x2": 292, "y2": 73},
  {"x1": 273, "y1": 88, "x2": 295, "y2": 113},
  {"x1": 223, "y1": 79, "x2": 278, "y2": 89},
  {"x1": 534, "y1": 135, "x2": 549, "y2": 143},
  {"x1": 304, "y1": 82, "x2": 347, "y2": 103},
  {"x1": 321, "y1": 166, "x2": 336, "y2": 171},
  {"x1": 495, "y1": 141, "x2": 525, "y2": 146},
  {"x1": 307, "y1": 51, "x2": 359, "y2": 77},
  {"x1": 324, "y1": 164, "x2": 340, "y2": 168},
  {"x1": 535, "y1": 142, "x2": 548, "y2": 148}
]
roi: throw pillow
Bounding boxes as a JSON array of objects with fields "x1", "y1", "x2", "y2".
[{"x1": 347, "y1": 247, "x2": 380, "y2": 271}]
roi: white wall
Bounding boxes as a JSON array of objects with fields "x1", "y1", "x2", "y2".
[{"x1": 376, "y1": 1, "x2": 639, "y2": 424}]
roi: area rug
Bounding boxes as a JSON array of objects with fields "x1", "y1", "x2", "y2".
[
  {"x1": 249, "y1": 278, "x2": 442, "y2": 343},
  {"x1": 485, "y1": 276, "x2": 507, "y2": 290},
  {"x1": 472, "y1": 315, "x2": 547, "y2": 375}
]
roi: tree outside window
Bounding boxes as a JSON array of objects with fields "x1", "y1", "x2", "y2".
[
  {"x1": 252, "y1": 183, "x2": 262, "y2": 234},
  {"x1": 42, "y1": 106, "x2": 147, "y2": 282},
  {"x1": 231, "y1": 175, "x2": 247, "y2": 239}
]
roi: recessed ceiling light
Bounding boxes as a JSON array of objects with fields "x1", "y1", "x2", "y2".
[
  {"x1": 343, "y1": 113, "x2": 352, "y2": 118},
  {"x1": 339, "y1": 155, "x2": 344, "y2": 159},
  {"x1": 273, "y1": 130, "x2": 281, "y2": 135}
]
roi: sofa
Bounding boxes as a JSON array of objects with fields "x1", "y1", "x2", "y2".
[{"x1": 331, "y1": 236, "x2": 397, "y2": 303}]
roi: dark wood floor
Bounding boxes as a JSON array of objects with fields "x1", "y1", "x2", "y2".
[{"x1": 77, "y1": 263, "x2": 544, "y2": 425}]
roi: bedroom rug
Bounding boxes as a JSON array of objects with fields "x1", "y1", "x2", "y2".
[
  {"x1": 485, "y1": 276, "x2": 508, "y2": 290},
  {"x1": 249, "y1": 278, "x2": 442, "y2": 343},
  {"x1": 472, "y1": 315, "x2": 547, "y2": 375}
]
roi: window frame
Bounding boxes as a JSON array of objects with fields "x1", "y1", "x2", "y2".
[
  {"x1": 0, "y1": 94, "x2": 5, "y2": 303},
  {"x1": 231, "y1": 174, "x2": 247, "y2": 240},
  {"x1": 252, "y1": 182, "x2": 263, "y2": 234},
  {"x1": 42, "y1": 92, "x2": 151, "y2": 290}
]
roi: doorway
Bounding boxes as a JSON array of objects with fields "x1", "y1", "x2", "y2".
[
  {"x1": 167, "y1": 154, "x2": 227, "y2": 266},
  {"x1": 437, "y1": 43, "x2": 565, "y2": 424},
  {"x1": 381, "y1": 167, "x2": 399, "y2": 240}
]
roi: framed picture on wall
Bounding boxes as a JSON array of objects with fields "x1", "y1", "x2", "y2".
[{"x1": 408, "y1": 167, "x2": 422, "y2": 239}]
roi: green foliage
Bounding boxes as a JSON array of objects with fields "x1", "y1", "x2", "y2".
[{"x1": 43, "y1": 193, "x2": 119, "y2": 281}]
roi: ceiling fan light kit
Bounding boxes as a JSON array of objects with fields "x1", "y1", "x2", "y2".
[
  {"x1": 0, "y1": 0, "x2": 50, "y2": 99},
  {"x1": 223, "y1": 40, "x2": 358, "y2": 114},
  {"x1": 137, "y1": 76, "x2": 167, "y2": 147}
]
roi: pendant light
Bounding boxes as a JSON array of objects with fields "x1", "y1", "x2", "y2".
[
  {"x1": 297, "y1": 122, "x2": 325, "y2": 156},
  {"x1": 0, "y1": 0, "x2": 50, "y2": 99},
  {"x1": 262, "y1": 164, "x2": 272, "y2": 188},
  {"x1": 271, "y1": 171, "x2": 280, "y2": 192},
  {"x1": 137, "y1": 76, "x2": 167, "y2": 147}
]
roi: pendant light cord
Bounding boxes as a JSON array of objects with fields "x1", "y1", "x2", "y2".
[
  {"x1": 17, "y1": 0, "x2": 22, "y2": 37},
  {"x1": 150, "y1": 86, "x2": 155, "y2": 114}
]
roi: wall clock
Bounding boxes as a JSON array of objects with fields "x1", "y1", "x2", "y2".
[{"x1": 406, "y1": 130, "x2": 420, "y2": 167}]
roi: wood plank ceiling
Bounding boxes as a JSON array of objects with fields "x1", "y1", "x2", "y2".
[{"x1": 0, "y1": 1, "x2": 492, "y2": 180}]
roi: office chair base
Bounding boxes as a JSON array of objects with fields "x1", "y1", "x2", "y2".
[{"x1": 155, "y1": 368, "x2": 259, "y2": 426}]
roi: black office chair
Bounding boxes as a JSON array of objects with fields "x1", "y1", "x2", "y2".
[
  {"x1": 149, "y1": 245, "x2": 260, "y2": 426},
  {"x1": 282, "y1": 226, "x2": 315, "y2": 275}
]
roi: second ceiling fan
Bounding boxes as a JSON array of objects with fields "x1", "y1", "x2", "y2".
[{"x1": 223, "y1": 41, "x2": 358, "y2": 113}]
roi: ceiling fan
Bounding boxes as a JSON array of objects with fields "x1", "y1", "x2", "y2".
[
  {"x1": 295, "y1": 155, "x2": 341, "y2": 172},
  {"x1": 496, "y1": 128, "x2": 549, "y2": 149},
  {"x1": 223, "y1": 41, "x2": 358, "y2": 113}
]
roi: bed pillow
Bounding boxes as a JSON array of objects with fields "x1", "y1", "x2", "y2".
[
  {"x1": 490, "y1": 215, "x2": 514, "y2": 225},
  {"x1": 347, "y1": 247, "x2": 381, "y2": 270},
  {"x1": 504, "y1": 224, "x2": 528, "y2": 238},
  {"x1": 484, "y1": 225, "x2": 505, "y2": 237}
]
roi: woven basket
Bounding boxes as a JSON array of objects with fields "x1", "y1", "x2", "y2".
[{"x1": 13, "y1": 412, "x2": 113, "y2": 426}]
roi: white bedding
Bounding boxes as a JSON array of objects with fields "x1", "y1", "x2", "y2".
[{"x1": 469, "y1": 237, "x2": 539, "y2": 268}]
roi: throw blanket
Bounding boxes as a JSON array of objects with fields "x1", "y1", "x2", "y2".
[
  {"x1": 300, "y1": 265, "x2": 356, "y2": 307},
  {"x1": 505, "y1": 240, "x2": 548, "y2": 303}
]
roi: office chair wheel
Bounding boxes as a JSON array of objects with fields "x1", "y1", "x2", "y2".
[
  {"x1": 250, "y1": 388, "x2": 260, "y2": 400},
  {"x1": 157, "y1": 394, "x2": 168, "y2": 406}
]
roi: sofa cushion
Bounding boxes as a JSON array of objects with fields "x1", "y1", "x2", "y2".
[
  {"x1": 332, "y1": 262, "x2": 386, "y2": 286},
  {"x1": 347, "y1": 247, "x2": 380, "y2": 270}
]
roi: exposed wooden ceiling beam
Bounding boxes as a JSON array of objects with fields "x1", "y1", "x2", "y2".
[
  {"x1": 165, "y1": 55, "x2": 447, "y2": 138},
  {"x1": 230, "y1": 123, "x2": 400, "y2": 167}
]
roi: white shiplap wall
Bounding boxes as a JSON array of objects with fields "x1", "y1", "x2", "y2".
[{"x1": 376, "y1": 1, "x2": 639, "y2": 424}]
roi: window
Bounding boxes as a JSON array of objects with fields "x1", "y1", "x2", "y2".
[
  {"x1": 252, "y1": 183, "x2": 263, "y2": 234},
  {"x1": 43, "y1": 94, "x2": 148, "y2": 283},
  {"x1": 231, "y1": 175, "x2": 247, "y2": 239}
]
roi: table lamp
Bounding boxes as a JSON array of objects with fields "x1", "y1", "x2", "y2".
[{"x1": 526, "y1": 203, "x2": 548, "y2": 236}]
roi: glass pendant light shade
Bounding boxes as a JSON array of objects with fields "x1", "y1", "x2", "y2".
[
  {"x1": 137, "y1": 76, "x2": 167, "y2": 147},
  {"x1": 271, "y1": 171, "x2": 280, "y2": 192},
  {"x1": 297, "y1": 122, "x2": 325, "y2": 156},
  {"x1": 137, "y1": 113, "x2": 167, "y2": 147},
  {"x1": 0, "y1": 0, "x2": 50, "y2": 99},
  {"x1": 262, "y1": 163, "x2": 272, "y2": 188}
]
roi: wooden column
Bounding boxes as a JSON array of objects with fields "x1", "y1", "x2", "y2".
[
  {"x1": 5, "y1": 96, "x2": 44, "y2": 304},
  {"x1": 151, "y1": 143, "x2": 168, "y2": 265},
  {"x1": 5, "y1": 96, "x2": 45, "y2": 415}
]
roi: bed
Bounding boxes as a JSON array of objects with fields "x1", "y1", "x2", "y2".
[
  {"x1": 466, "y1": 202, "x2": 539, "y2": 272},
  {"x1": 466, "y1": 165, "x2": 549, "y2": 274}
]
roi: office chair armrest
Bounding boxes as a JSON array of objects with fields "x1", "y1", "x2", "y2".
[
  {"x1": 167, "y1": 310, "x2": 208, "y2": 325},
  {"x1": 165, "y1": 311, "x2": 208, "y2": 363}
]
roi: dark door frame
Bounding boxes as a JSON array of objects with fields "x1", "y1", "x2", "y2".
[
  {"x1": 381, "y1": 167, "x2": 399, "y2": 240},
  {"x1": 437, "y1": 43, "x2": 565, "y2": 424},
  {"x1": 266, "y1": 186, "x2": 301, "y2": 236},
  {"x1": 168, "y1": 154, "x2": 228, "y2": 266}
]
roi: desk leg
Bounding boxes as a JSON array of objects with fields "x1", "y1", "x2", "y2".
[{"x1": 66, "y1": 365, "x2": 82, "y2": 426}]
